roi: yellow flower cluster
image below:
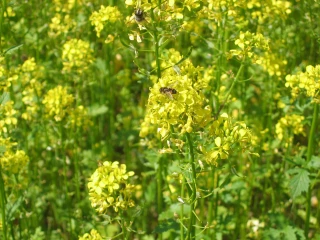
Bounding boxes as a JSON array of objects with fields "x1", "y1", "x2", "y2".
[
  {"x1": 257, "y1": 52, "x2": 287, "y2": 78},
  {"x1": 62, "y1": 39, "x2": 93, "y2": 73},
  {"x1": 275, "y1": 114, "x2": 305, "y2": 145},
  {"x1": 200, "y1": 113, "x2": 256, "y2": 166},
  {"x1": 228, "y1": 31, "x2": 269, "y2": 62},
  {"x1": 49, "y1": 13, "x2": 75, "y2": 37},
  {"x1": 79, "y1": 229, "x2": 103, "y2": 240},
  {"x1": 0, "y1": 101, "x2": 18, "y2": 134},
  {"x1": 89, "y1": 6, "x2": 122, "y2": 38},
  {"x1": 4, "y1": 6, "x2": 15, "y2": 17},
  {"x1": 140, "y1": 49, "x2": 211, "y2": 140},
  {"x1": 69, "y1": 105, "x2": 92, "y2": 129},
  {"x1": 248, "y1": 0, "x2": 292, "y2": 24},
  {"x1": 0, "y1": 138, "x2": 29, "y2": 174},
  {"x1": 42, "y1": 85, "x2": 74, "y2": 122},
  {"x1": 285, "y1": 65, "x2": 320, "y2": 103},
  {"x1": 88, "y1": 161, "x2": 135, "y2": 213},
  {"x1": 19, "y1": 58, "x2": 45, "y2": 121},
  {"x1": 52, "y1": 0, "x2": 79, "y2": 13}
]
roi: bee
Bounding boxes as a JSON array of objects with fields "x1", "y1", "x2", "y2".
[
  {"x1": 159, "y1": 87, "x2": 178, "y2": 99},
  {"x1": 134, "y1": 8, "x2": 145, "y2": 22}
]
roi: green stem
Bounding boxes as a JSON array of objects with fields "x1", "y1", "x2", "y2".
[
  {"x1": 186, "y1": 133, "x2": 197, "y2": 239},
  {"x1": 149, "y1": 2, "x2": 161, "y2": 79},
  {"x1": 215, "y1": 61, "x2": 245, "y2": 118},
  {"x1": 0, "y1": 165, "x2": 7, "y2": 240},
  {"x1": 305, "y1": 103, "x2": 319, "y2": 237},
  {"x1": 180, "y1": 177, "x2": 185, "y2": 240},
  {"x1": 157, "y1": 157, "x2": 163, "y2": 240},
  {"x1": 0, "y1": 0, "x2": 7, "y2": 52}
]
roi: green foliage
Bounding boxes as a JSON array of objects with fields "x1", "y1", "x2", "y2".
[{"x1": 0, "y1": 0, "x2": 319, "y2": 239}]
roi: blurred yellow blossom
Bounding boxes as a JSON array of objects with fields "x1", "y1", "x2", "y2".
[
  {"x1": 285, "y1": 65, "x2": 320, "y2": 103},
  {"x1": 200, "y1": 113, "x2": 256, "y2": 166},
  {"x1": 0, "y1": 138, "x2": 29, "y2": 174},
  {"x1": 42, "y1": 85, "x2": 74, "y2": 122},
  {"x1": 275, "y1": 114, "x2": 305, "y2": 147},
  {"x1": 88, "y1": 161, "x2": 135, "y2": 213},
  {"x1": 228, "y1": 31, "x2": 269, "y2": 63},
  {"x1": 62, "y1": 39, "x2": 93, "y2": 73},
  {"x1": 79, "y1": 229, "x2": 103, "y2": 240},
  {"x1": 89, "y1": 6, "x2": 122, "y2": 38}
]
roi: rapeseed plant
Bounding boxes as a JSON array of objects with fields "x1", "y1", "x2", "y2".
[
  {"x1": 62, "y1": 39, "x2": 94, "y2": 73},
  {"x1": 285, "y1": 65, "x2": 320, "y2": 103},
  {"x1": 89, "y1": 6, "x2": 122, "y2": 38},
  {"x1": 42, "y1": 85, "x2": 74, "y2": 122},
  {"x1": 88, "y1": 161, "x2": 135, "y2": 214},
  {"x1": 0, "y1": 138, "x2": 29, "y2": 174},
  {"x1": 79, "y1": 229, "x2": 103, "y2": 240}
]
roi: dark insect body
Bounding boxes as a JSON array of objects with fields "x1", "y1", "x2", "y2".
[
  {"x1": 134, "y1": 8, "x2": 145, "y2": 22},
  {"x1": 159, "y1": 87, "x2": 178, "y2": 99},
  {"x1": 159, "y1": 87, "x2": 177, "y2": 94}
]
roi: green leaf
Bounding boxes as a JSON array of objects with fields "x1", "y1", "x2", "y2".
[
  {"x1": 283, "y1": 225, "x2": 297, "y2": 240},
  {"x1": 219, "y1": 173, "x2": 231, "y2": 188},
  {"x1": 0, "y1": 92, "x2": 10, "y2": 105},
  {"x1": 0, "y1": 145, "x2": 6, "y2": 154},
  {"x1": 6, "y1": 196, "x2": 23, "y2": 221},
  {"x1": 3, "y1": 44, "x2": 24, "y2": 55},
  {"x1": 153, "y1": 219, "x2": 180, "y2": 234},
  {"x1": 288, "y1": 168, "x2": 310, "y2": 199},
  {"x1": 308, "y1": 155, "x2": 320, "y2": 170},
  {"x1": 88, "y1": 104, "x2": 108, "y2": 116}
]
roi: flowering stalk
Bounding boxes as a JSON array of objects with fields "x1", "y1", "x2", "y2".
[
  {"x1": 0, "y1": 165, "x2": 7, "y2": 240},
  {"x1": 149, "y1": 3, "x2": 164, "y2": 239},
  {"x1": 215, "y1": 61, "x2": 245, "y2": 118},
  {"x1": 186, "y1": 133, "x2": 196, "y2": 239},
  {"x1": 305, "y1": 103, "x2": 319, "y2": 237}
]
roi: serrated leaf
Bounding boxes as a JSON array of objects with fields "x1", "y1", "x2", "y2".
[
  {"x1": 0, "y1": 92, "x2": 10, "y2": 105},
  {"x1": 153, "y1": 219, "x2": 179, "y2": 233},
  {"x1": 283, "y1": 225, "x2": 297, "y2": 240},
  {"x1": 288, "y1": 168, "x2": 310, "y2": 199},
  {"x1": 3, "y1": 44, "x2": 24, "y2": 55},
  {"x1": 308, "y1": 155, "x2": 320, "y2": 170}
]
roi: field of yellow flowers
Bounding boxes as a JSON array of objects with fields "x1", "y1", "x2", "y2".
[{"x1": 0, "y1": 0, "x2": 319, "y2": 239}]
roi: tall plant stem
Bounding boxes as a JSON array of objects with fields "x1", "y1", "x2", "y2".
[
  {"x1": 150, "y1": 2, "x2": 163, "y2": 240},
  {"x1": 215, "y1": 61, "x2": 245, "y2": 118},
  {"x1": 0, "y1": 165, "x2": 7, "y2": 240},
  {"x1": 186, "y1": 133, "x2": 197, "y2": 239},
  {"x1": 305, "y1": 103, "x2": 319, "y2": 237}
]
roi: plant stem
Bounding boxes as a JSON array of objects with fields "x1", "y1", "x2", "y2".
[
  {"x1": 186, "y1": 133, "x2": 197, "y2": 239},
  {"x1": 215, "y1": 61, "x2": 245, "y2": 118},
  {"x1": 157, "y1": 157, "x2": 163, "y2": 240},
  {"x1": 305, "y1": 102, "x2": 319, "y2": 237},
  {"x1": 0, "y1": 165, "x2": 7, "y2": 240},
  {"x1": 180, "y1": 177, "x2": 185, "y2": 240}
]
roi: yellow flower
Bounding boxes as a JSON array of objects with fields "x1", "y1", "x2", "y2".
[
  {"x1": 88, "y1": 161, "x2": 135, "y2": 213},
  {"x1": 200, "y1": 113, "x2": 256, "y2": 166},
  {"x1": 79, "y1": 229, "x2": 103, "y2": 240},
  {"x1": 228, "y1": 31, "x2": 269, "y2": 62},
  {"x1": 89, "y1": 6, "x2": 122, "y2": 38},
  {"x1": 42, "y1": 85, "x2": 74, "y2": 122},
  {"x1": 141, "y1": 49, "x2": 211, "y2": 140},
  {"x1": 285, "y1": 65, "x2": 320, "y2": 103},
  {"x1": 62, "y1": 39, "x2": 93, "y2": 73},
  {"x1": 275, "y1": 114, "x2": 305, "y2": 147},
  {"x1": 0, "y1": 138, "x2": 29, "y2": 174}
]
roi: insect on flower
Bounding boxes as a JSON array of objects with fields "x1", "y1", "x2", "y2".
[
  {"x1": 160, "y1": 87, "x2": 178, "y2": 99},
  {"x1": 134, "y1": 8, "x2": 145, "y2": 22}
]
